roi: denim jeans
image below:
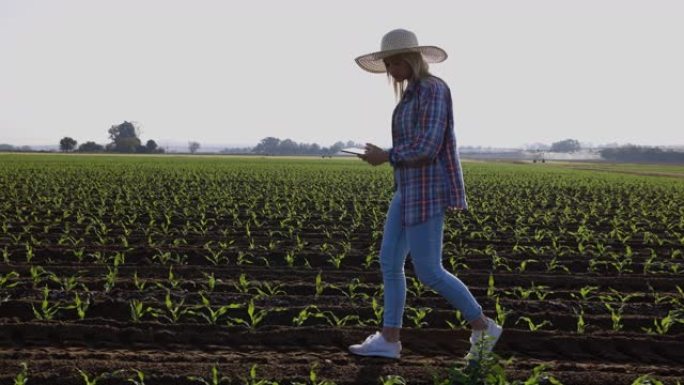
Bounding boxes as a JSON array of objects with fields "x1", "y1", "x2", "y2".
[{"x1": 380, "y1": 192, "x2": 483, "y2": 328}]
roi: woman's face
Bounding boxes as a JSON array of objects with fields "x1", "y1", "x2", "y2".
[{"x1": 384, "y1": 55, "x2": 412, "y2": 82}]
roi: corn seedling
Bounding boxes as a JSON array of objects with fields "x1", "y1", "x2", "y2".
[
  {"x1": 0, "y1": 271, "x2": 19, "y2": 289},
  {"x1": 203, "y1": 242, "x2": 229, "y2": 265},
  {"x1": 29, "y1": 265, "x2": 48, "y2": 289},
  {"x1": 188, "y1": 364, "x2": 230, "y2": 385},
  {"x1": 126, "y1": 369, "x2": 146, "y2": 385},
  {"x1": 405, "y1": 306, "x2": 432, "y2": 328},
  {"x1": 284, "y1": 249, "x2": 297, "y2": 267},
  {"x1": 48, "y1": 271, "x2": 84, "y2": 294},
  {"x1": 630, "y1": 374, "x2": 666, "y2": 385},
  {"x1": 327, "y1": 251, "x2": 346, "y2": 269},
  {"x1": 191, "y1": 292, "x2": 241, "y2": 325},
  {"x1": 571, "y1": 285, "x2": 599, "y2": 302},
  {"x1": 494, "y1": 296, "x2": 512, "y2": 327},
  {"x1": 103, "y1": 265, "x2": 118, "y2": 293},
  {"x1": 66, "y1": 292, "x2": 91, "y2": 320},
  {"x1": 155, "y1": 290, "x2": 192, "y2": 323},
  {"x1": 641, "y1": 310, "x2": 684, "y2": 335},
  {"x1": 487, "y1": 274, "x2": 496, "y2": 297},
  {"x1": 32, "y1": 285, "x2": 62, "y2": 320},
  {"x1": 378, "y1": 374, "x2": 407, "y2": 385},
  {"x1": 133, "y1": 271, "x2": 147, "y2": 292},
  {"x1": 333, "y1": 278, "x2": 369, "y2": 300},
  {"x1": 229, "y1": 299, "x2": 269, "y2": 329},
  {"x1": 408, "y1": 277, "x2": 433, "y2": 297},
  {"x1": 130, "y1": 299, "x2": 157, "y2": 323},
  {"x1": 254, "y1": 281, "x2": 286, "y2": 299},
  {"x1": 292, "y1": 362, "x2": 337, "y2": 385},
  {"x1": 155, "y1": 266, "x2": 184, "y2": 291},
  {"x1": 361, "y1": 296, "x2": 384, "y2": 326},
  {"x1": 240, "y1": 364, "x2": 279, "y2": 385},
  {"x1": 314, "y1": 271, "x2": 325, "y2": 297},
  {"x1": 233, "y1": 273, "x2": 253, "y2": 294},
  {"x1": 292, "y1": 305, "x2": 325, "y2": 327},
  {"x1": 516, "y1": 316, "x2": 552, "y2": 331},
  {"x1": 77, "y1": 368, "x2": 125, "y2": 385},
  {"x1": 573, "y1": 306, "x2": 587, "y2": 334},
  {"x1": 202, "y1": 272, "x2": 219, "y2": 292},
  {"x1": 13, "y1": 362, "x2": 28, "y2": 385},
  {"x1": 446, "y1": 310, "x2": 468, "y2": 330},
  {"x1": 321, "y1": 310, "x2": 360, "y2": 327},
  {"x1": 603, "y1": 302, "x2": 625, "y2": 331}
]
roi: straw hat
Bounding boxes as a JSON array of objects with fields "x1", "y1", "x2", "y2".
[{"x1": 355, "y1": 29, "x2": 448, "y2": 73}]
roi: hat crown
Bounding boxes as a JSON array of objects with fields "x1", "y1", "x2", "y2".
[{"x1": 381, "y1": 29, "x2": 419, "y2": 52}]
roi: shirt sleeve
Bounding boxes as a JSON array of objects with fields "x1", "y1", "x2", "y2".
[{"x1": 388, "y1": 80, "x2": 449, "y2": 167}]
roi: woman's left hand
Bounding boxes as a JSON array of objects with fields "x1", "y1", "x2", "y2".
[{"x1": 359, "y1": 143, "x2": 389, "y2": 166}]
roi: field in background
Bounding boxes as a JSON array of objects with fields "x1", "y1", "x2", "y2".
[{"x1": 0, "y1": 154, "x2": 683, "y2": 384}]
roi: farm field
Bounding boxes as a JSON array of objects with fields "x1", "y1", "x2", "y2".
[{"x1": 0, "y1": 154, "x2": 683, "y2": 385}]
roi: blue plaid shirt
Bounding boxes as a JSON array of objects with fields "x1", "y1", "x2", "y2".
[{"x1": 388, "y1": 76, "x2": 468, "y2": 226}]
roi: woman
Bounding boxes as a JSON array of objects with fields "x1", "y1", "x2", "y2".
[{"x1": 348, "y1": 29, "x2": 502, "y2": 361}]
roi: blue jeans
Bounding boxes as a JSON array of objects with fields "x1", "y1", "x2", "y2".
[{"x1": 380, "y1": 192, "x2": 483, "y2": 328}]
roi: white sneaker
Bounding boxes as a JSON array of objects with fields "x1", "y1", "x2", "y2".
[
  {"x1": 348, "y1": 331, "x2": 401, "y2": 359},
  {"x1": 465, "y1": 317, "x2": 503, "y2": 361}
]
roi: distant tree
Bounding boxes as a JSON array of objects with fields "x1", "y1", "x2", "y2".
[
  {"x1": 0, "y1": 144, "x2": 14, "y2": 152},
  {"x1": 59, "y1": 137, "x2": 77, "y2": 152},
  {"x1": 309, "y1": 143, "x2": 321, "y2": 154},
  {"x1": 550, "y1": 139, "x2": 581, "y2": 153},
  {"x1": 116, "y1": 137, "x2": 142, "y2": 153},
  {"x1": 253, "y1": 137, "x2": 281, "y2": 154},
  {"x1": 325, "y1": 141, "x2": 346, "y2": 155},
  {"x1": 145, "y1": 140, "x2": 158, "y2": 152},
  {"x1": 108, "y1": 121, "x2": 142, "y2": 153},
  {"x1": 279, "y1": 139, "x2": 298, "y2": 154},
  {"x1": 78, "y1": 141, "x2": 104, "y2": 152},
  {"x1": 600, "y1": 145, "x2": 684, "y2": 163},
  {"x1": 19, "y1": 146, "x2": 33, "y2": 152},
  {"x1": 189, "y1": 141, "x2": 201, "y2": 154},
  {"x1": 251, "y1": 137, "x2": 363, "y2": 156}
]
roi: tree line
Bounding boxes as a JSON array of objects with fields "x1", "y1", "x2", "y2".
[
  {"x1": 599, "y1": 145, "x2": 684, "y2": 163},
  {"x1": 59, "y1": 121, "x2": 164, "y2": 153},
  {"x1": 250, "y1": 137, "x2": 363, "y2": 156}
]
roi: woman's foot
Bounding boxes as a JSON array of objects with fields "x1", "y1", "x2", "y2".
[
  {"x1": 465, "y1": 317, "x2": 503, "y2": 361},
  {"x1": 348, "y1": 331, "x2": 402, "y2": 359}
]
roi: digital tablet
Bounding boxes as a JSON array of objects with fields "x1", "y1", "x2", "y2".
[{"x1": 341, "y1": 149, "x2": 365, "y2": 155}]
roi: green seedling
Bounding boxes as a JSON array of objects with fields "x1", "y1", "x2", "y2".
[
  {"x1": 130, "y1": 299, "x2": 157, "y2": 323},
  {"x1": 516, "y1": 316, "x2": 552, "y2": 331},
  {"x1": 405, "y1": 306, "x2": 432, "y2": 328},
  {"x1": 292, "y1": 362, "x2": 336, "y2": 385},
  {"x1": 0, "y1": 271, "x2": 19, "y2": 289},
  {"x1": 13, "y1": 362, "x2": 29, "y2": 385},
  {"x1": 188, "y1": 364, "x2": 231, "y2": 385},
  {"x1": 32, "y1": 285, "x2": 62, "y2": 320},
  {"x1": 191, "y1": 293, "x2": 241, "y2": 325},
  {"x1": 77, "y1": 368, "x2": 125, "y2": 385},
  {"x1": 126, "y1": 369, "x2": 146, "y2": 385}
]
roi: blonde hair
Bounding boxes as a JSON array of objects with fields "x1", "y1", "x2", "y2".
[{"x1": 384, "y1": 51, "x2": 431, "y2": 100}]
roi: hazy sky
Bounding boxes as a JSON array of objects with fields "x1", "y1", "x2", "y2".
[{"x1": 2, "y1": 0, "x2": 683, "y2": 149}]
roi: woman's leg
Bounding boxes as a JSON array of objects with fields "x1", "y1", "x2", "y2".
[
  {"x1": 379, "y1": 193, "x2": 409, "y2": 342},
  {"x1": 405, "y1": 212, "x2": 485, "y2": 326}
]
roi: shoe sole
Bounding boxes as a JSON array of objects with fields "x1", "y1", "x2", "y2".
[{"x1": 348, "y1": 348, "x2": 400, "y2": 359}]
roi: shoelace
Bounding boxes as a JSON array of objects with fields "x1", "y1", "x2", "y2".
[{"x1": 363, "y1": 332, "x2": 379, "y2": 344}]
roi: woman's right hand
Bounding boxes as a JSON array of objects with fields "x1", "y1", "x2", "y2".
[{"x1": 359, "y1": 143, "x2": 389, "y2": 166}]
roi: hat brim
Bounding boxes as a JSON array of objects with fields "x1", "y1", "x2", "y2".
[{"x1": 354, "y1": 46, "x2": 448, "y2": 74}]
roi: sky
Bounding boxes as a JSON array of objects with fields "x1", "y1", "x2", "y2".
[{"x1": 1, "y1": 0, "x2": 683, "y2": 149}]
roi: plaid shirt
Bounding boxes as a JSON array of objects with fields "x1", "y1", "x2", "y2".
[{"x1": 388, "y1": 76, "x2": 468, "y2": 226}]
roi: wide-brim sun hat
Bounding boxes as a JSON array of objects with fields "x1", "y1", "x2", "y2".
[{"x1": 355, "y1": 28, "x2": 448, "y2": 74}]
